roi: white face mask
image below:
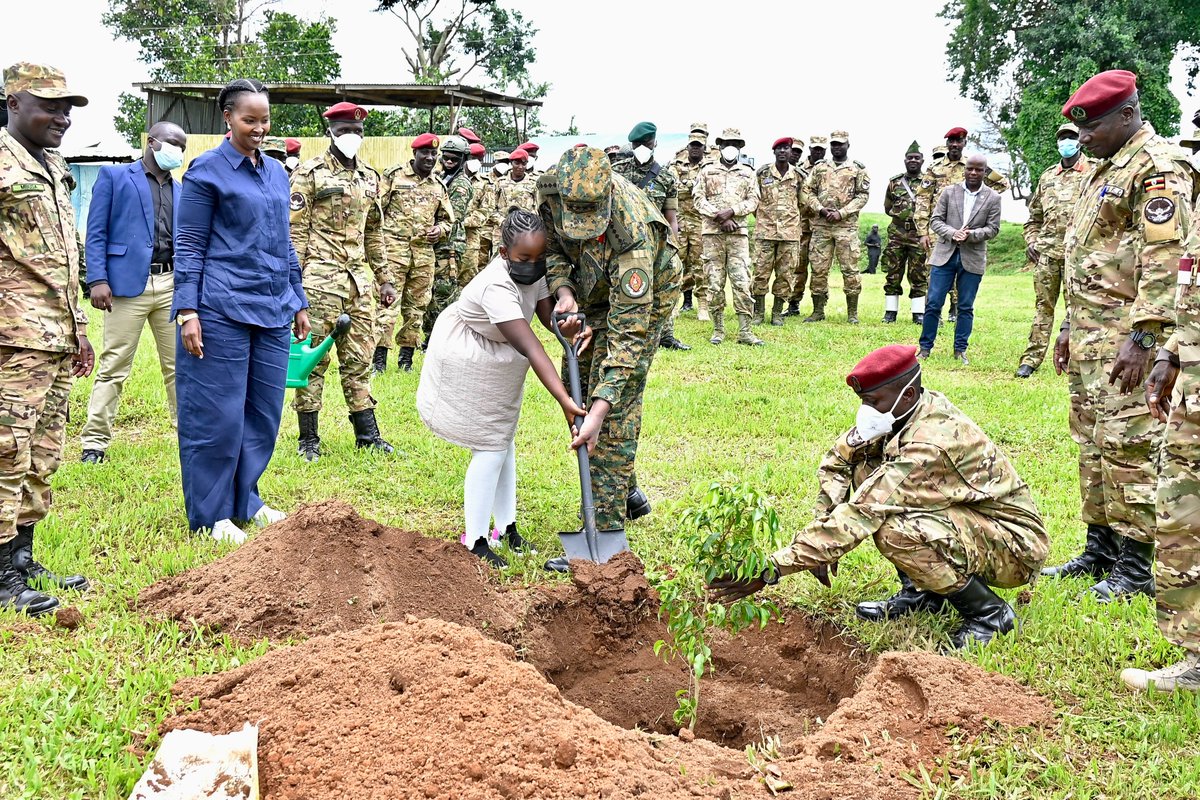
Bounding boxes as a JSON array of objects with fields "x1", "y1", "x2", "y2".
[
  {"x1": 852, "y1": 370, "x2": 921, "y2": 444},
  {"x1": 466, "y1": 159, "x2": 481, "y2": 174},
  {"x1": 152, "y1": 140, "x2": 184, "y2": 171},
  {"x1": 332, "y1": 132, "x2": 363, "y2": 159},
  {"x1": 285, "y1": 156, "x2": 300, "y2": 171},
  {"x1": 495, "y1": 162, "x2": 511, "y2": 175},
  {"x1": 721, "y1": 145, "x2": 740, "y2": 163},
  {"x1": 632, "y1": 144, "x2": 654, "y2": 164}
]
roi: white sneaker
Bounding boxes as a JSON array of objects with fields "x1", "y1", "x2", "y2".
[
  {"x1": 252, "y1": 505, "x2": 287, "y2": 527},
  {"x1": 210, "y1": 519, "x2": 247, "y2": 544},
  {"x1": 1121, "y1": 653, "x2": 1200, "y2": 692}
]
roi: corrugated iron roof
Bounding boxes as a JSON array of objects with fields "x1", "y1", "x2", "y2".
[{"x1": 133, "y1": 82, "x2": 542, "y2": 109}]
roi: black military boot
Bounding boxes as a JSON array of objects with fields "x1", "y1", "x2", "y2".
[
  {"x1": 855, "y1": 567, "x2": 947, "y2": 622},
  {"x1": 371, "y1": 346, "x2": 387, "y2": 375},
  {"x1": 681, "y1": 290, "x2": 694, "y2": 312},
  {"x1": 397, "y1": 347, "x2": 415, "y2": 372},
  {"x1": 882, "y1": 310, "x2": 898, "y2": 324},
  {"x1": 802, "y1": 294, "x2": 827, "y2": 323},
  {"x1": 627, "y1": 486, "x2": 652, "y2": 521},
  {"x1": 297, "y1": 411, "x2": 321, "y2": 463},
  {"x1": 943, "y1": 576, "x2": 1016, "y2": 648},
  {"x1": 0, "y1": 537, "x2": 60, "y2": 616},
  {"x1": 349, "y1": 409, "x2": 395, "y2": 453},
  {"x1": 10, "y1": 525, "x2": 89, "y2": 592},
  {"x1": 1040, "y1": 524, "x2": 1120, "y2": 580},
  {"x1": 500, "y1": 522, "x2": 533, "y2": 553},
  {"x1": 1090, "y1": 537, "x2": 1155, "y2": 602},
  {"x1": 786, "y1": 299, "x2": 800, "y2": 318}
]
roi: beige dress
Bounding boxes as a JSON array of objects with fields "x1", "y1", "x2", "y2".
[{"x1": 417, "y1": 257, "x2": 550, "y2": 450}]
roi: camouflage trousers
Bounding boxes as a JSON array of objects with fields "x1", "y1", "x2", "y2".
[
  {"x1": 752, "y1": 239, "x2": 799, "y2": 298},
  {"x1": 460, "y1": 227, "x2": 485, "y2": 288},
  {"x1": 677, "y1": 215, "x2": 703, "y2": 293},
  {"x1": 703, "y1": 233, "x2": 753, "y2": 317},
  {"x1": 377, "y1": 239, "x2": 436, "y2": 350},
  {"x1": 808, "y1": 222, "x2": 862, "y2": 296},
  {"x1": 423, "y1": 272, "x2": 462, "y2": 340},
  {"x1": 0, "y1": 347, "x2": 73, "y2": 545},
  {"x1": 1067, "y1": 356, "x2": 1162, "y2": 543},
  {"x1": 789, "y1": 227, "x2": 812, "y2": 303},
  {"x1": 873, "y1": 509, "x2": 1044, "y2": 594},
  {"x1": 881, "y1": 230, "x2": 927, "y2": 298},
  {"x1": 293, "y1": 281, "x2": 377, "y2": 414},
  {"x1": 658, "y1": 255, "x2": 684, "y2": 342},
  {"x1": 1018, "y1": 256, "x2": 1064, "y2": 371},
  {"x1": 1156, "y1": 386, "x2": 1200, "y2": 653}
]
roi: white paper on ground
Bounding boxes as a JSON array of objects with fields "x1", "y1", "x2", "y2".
[{"x1": 128, "y1": 722, "x2": 259, "y2": 800}]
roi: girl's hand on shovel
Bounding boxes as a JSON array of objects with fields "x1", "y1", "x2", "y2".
[
  {"x1": 573, "y1": 324, "x2": 593, "y2": 354},
  {"x1": 559, "y1": 396, "x2": 587, "y2": 429},
  {"x1": 570, "y1": 400, "x2": 610, "y2": 454}
]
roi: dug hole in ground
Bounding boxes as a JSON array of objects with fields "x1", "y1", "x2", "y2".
[{"x1": 139, "y1": 501, "x2": 1053, "y2": 799}]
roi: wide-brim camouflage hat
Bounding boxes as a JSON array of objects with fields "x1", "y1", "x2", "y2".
[
  {"x1": 714, "y1": 127, "x2": 745, "y2": 147},
  {"x1": 809, "y1": 136, "x2": 829, "y2": 148},
  {"x1": 3, "y1": 62, "x2": 88, "y2": 106},
  {"x1": 1180, "y1": 127, "x2": 1200, "y2": 148},
  {"x1": 556, "y1": 146, "x2": 613, "y2": 240},
  {"x1": 262, "y1": 136, "x2": 287, "y2": 154}
]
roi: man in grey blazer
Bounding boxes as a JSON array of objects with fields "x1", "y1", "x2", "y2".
[{"x1": 918, "y1": 154, "x2": 1001, "y2": 364}]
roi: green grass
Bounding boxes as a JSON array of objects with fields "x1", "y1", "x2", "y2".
[{"x1": 4, "y1": 251, "x2": 1197, "y2": 800}]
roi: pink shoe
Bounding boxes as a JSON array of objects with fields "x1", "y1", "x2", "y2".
[{"x1": 460, "y1": 529, "x2": 502, "y2": 546}]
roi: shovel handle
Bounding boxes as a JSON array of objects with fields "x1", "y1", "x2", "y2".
[{"x1": 550, "y1": 311, "x2": 586, "y2": 352}]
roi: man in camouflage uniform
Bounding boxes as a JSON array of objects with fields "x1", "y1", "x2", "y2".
[
  {"x1": 289, "y1": 102, "x2": 396, "y2": 461},
  {"x1": 801, "y1": 131, "x2": 870, "y2": 324},
  {"x1": 423, "y1": 135, "x2": 475, "y2": 346},
  {"x1": 378, "y1": 133, "x2": 454, "y2": 372},
  {"x1": 1042, "y1": 70, "x2": 1197, "y2": 604},
  {"x1": 0, "y1": 63, "x2": 93, "y2": 615},
  {"x1": 674, "y1": 131, "x2": 709, "y2": 319},
  {"x1": 459, "y1": 141, "x2": 491, "y2": 286},
  {"x1": 612, "y1": 121, "x2": 690, "y2": 350},
  {"x1": 752, "y1": 136, "x2": 804, "y2": 326},
  {"x1": 694, "y1": 128, "x2": 763, "y2": 346},
  {"x1": 491, "y1": 147, "x2": 539, "y2": 245},
  {"x1": 711, "y1": 345, "x2": 1048, "y2": 649},
  {"x1": 783, "y1": 137, "x2": 815, "y2": 318},
  {"x1": 538, "y1": 147, "x2": 681, "y2": 571},
  {"x1": 1015, "y1": 122, "x2": 1092, "y2": 378},
  {"x1": 673, "y1": 121, "x2": 719, "y2": 165},
  {"x1": 881, "y1": 141, "x2": 927, "y2": 324}
]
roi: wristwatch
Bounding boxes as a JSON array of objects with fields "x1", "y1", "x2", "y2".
[
  {"x1": 1129, "y1": 329, "x2": 1157, "y2": 350},
  {"x1": 760, "y1": 563, "x2": 781, "y2": 585},
  {"x1": 176, "y1": 312, "x2": 199, "y2": 327}
]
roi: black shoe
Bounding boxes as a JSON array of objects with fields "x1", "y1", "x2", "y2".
[
  {"x1": 371, "y1": 346, "x2": 387, "y2": 375},
  {"x1": 786, "y1": 300, "x2": 800, "y2": 317},
  {"x1": 882, "y1": 310, "x2": 897, "y2": 324},
  {"x1": 297, "y1": 411, "x2": 320, "y2": 462},
  {"x1": 627, "y1": 486, "x2": 652, "y2": 521},
  {"x1": 1041, "y1": 524, "x2": 1120, "y2": 580},
  {"x1": 397, "y1": 346, "x2": 414, "y2": 372},
  {"x1": 1014, "y1": 364, "x2": 1035, "y2": 379},
  {"x1": 943, "y1": 576, "x2": 1016, "y2": 648},
  {"x1": 0, "y1": 538, "x2": 61, "y2": 616},
  {"x1": 9, "y1": 526, "x2": 89, "y2": 593},
  {"x1": 544, "y1": 555, "x2": 571, "y2": 573},
  {"x1": 660, "y1": 334, "x2": 691, "y2": 351},
  {"x1": 948, "y1": 302, "x2": 958, "y2": 322},
  {"x1": 500, "y1": 522, "x2": 534, "y2": 553},
  {"x1": 1090, "y1": 536, "x2": 1155, "y2": 602},
  {"x1": 349, "y1": 409, "x2": 395, "y2": 453},
  {"x1": 681, "y1": 290, "x2": 694, "y2": 312},
  {"x1": 81, "y1": 449, "x2": 106, "y2": 464},
  {"x1": 419, "y1": 336, "x2": 430, "y2": 353},
  {"x1": 917, "y1": 348, "x2": 931, "y2": 360},
  {"x1": 855, "y1": 568, "x2": 948, "y2": 622},
  {"x1": 469, "y1": 538, "x2": 507, "y2": 568},
  {"x1": 953, "y1": 351, "x2": 969, "y2": 366},
  {"x1": 912, "y1": 313, "x2": 924, "y2": 324}
]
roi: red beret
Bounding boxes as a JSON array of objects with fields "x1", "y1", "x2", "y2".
[
  {"x1": 517, "y1": 141, "x2": 539, "y2": 153},
  {"x1": 944, "y1": 126, "x2": 968, "y2": 139},
  {"x1": 507, "y1": 148, "x2": 529, "y2": 162},
  {"x1": 846, "y1": 345, "x2": 920, "y2": 393},
  {"x1": 411, "y1": 132, "x2": 440, "y2": 151},
  {"x1": 323, "y1": 102, "x2": 368, "y2": 121},
  {"x1": 1063, "y1": 70, "x2": 1137, "y2": 124},
  {"x1": 468, "y1": 142, "x2": 486, "y2": 157},
  {"x1": 772, "y1": 136, "x2": 794, "y2": 149},
  {"x1": 457, "y1": 126, "x2": 481, "y2": 144},
  {"x1": 285, "y1": 138, "x2": 302, "y2": 155},
  {"x1": 574, "y1": 142, "x2": 587, "y2": 148}
]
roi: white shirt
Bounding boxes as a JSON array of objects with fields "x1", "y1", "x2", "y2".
[{"x1": 961, "y1": 182, "x2": 982, "y2": 227}]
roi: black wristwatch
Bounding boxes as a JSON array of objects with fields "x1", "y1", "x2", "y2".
[
  {"x1": 761, "y1": 563, "x2": 781, "y2": 585},
  {"x1": 1129, "y1": 329, "x2": 1157, "y2": 350}
]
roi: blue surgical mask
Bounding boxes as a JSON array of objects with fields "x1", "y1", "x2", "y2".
[
  {"x1": 1058, "y1": 138, "x2": 1080, "y2": 159},
  {"x1": 152, "y1": 140, "x2": 184, "y2": 171}
]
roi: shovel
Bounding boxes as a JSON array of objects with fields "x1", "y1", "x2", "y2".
[
  {"x1": 551, "y1": 312, "x2": 630, "y2": 565},
  {"x1": 286, "y1": 313, "x2": 352, "y2": 389}
]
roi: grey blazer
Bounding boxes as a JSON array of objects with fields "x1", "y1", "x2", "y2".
[{"x1": 929, "y1": 183, "x2": 1002, "y2": 274}]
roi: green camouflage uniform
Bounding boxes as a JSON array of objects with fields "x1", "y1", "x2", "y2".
[
  {"x1": 674, "y1": 155, "x2": 706, "y2": 295},
  {"x1": 289, "y1": 148, "x2": 390, "y2": 413},
  {"x1": 693, "y1": 159, "x2": 760, "y2": 317},
  {"x1": 771, "y1": 390, "x2": 1049, "y2": 593},
  {"x1": 1062, "y1": 122, "x2": 1193, "y2": 544},
  {"x1": 378, "y1": 163, "x2": 453, "y2": 350},
  {"x1": 540, "y1": 167, "x2": 680, "y2": 532},
  {"x1": 752, "y1": 163, "x2": 803, "y2": 299},
  {"x1": 460, "y1": 172, "x2": 494, "y2": 286},
  {"x1": 789, "y1": 163, "x2": 814, "y2": 304},
  {"x1": 803, "y1": 159, "x2": 870, "y2": 297},
  {"x1": 424, "y1": 169, "x2": 474, "y2": 340},
  {"x1": 881, "y1": 171, "x2": 926, "y2": 299},
  {"x1": 1018, "y1": 157, "x2": 1093, "y2": 370},
  {"x1": 0, "y1": 128, "x2": 89, "y2": 545}
]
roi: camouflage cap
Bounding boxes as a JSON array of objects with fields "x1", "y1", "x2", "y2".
[
  {"x1": 809, "y1": 136, "x2": 828, "y2": 148},
  {"x1": 3, "y1": 62, "x2": 88, "y2": 106},
  {"x1": 1056, "y1": 122, "x2": 1079, "y2": 138},
  {"x1": 932, "y1": 146, "x2": 948, "y2": 159},
  {"x1": 829, "y1": 130, "x2": 849, "y2": 144},
  {"x1": 687, "y1": 132, "x2": 706, "y2": 144},
  {"x1": 689, "y1": 121, "x2": 708, "y2": 135},
  {"x1": 262, "y1": 136, "x2": 287, "y2": 154},
  {"x1": 791, "y1": 137, "x2": 806, "y2": 150},
  {"x1": 714, "y1": 127, "x2": 745, "y2": 147},
  {"x1": 493, "y1": 150, "x2": 511, "y2": 163},
  {"x1": 1180, "y1": 127, "x2": 1200, "y2": 148},
  {"x1": 555, "y1": 146, "x2": 613, "y2": 241}
]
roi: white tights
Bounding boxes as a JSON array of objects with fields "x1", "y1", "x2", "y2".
[{"x1": 463, "y1": 441, "x2": 517, "y2": 548}]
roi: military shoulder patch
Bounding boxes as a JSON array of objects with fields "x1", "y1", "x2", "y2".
[
  {"x1": 620, "y1": 265, "x2": 650, "y2": 299},
  {"x1": 1145, "y1": 196, "x2": 1176, "y2": 224},
  {"x1": 290, "y1": 191, "x2": 306, "y2": 211},
  {"x1": 853, "y1": 160, "x2": 866, "y2": 169},
  {"x1": 1143, "y1": 174, "x2": 1167, "y2": 193}
]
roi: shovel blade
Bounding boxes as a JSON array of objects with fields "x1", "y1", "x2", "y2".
[
  {"x1": 555, "y1": 529, "x2": 630, "y2": 564},
  {"x1": 556, "y1": 530, "x2": 594, "y2": 562}
]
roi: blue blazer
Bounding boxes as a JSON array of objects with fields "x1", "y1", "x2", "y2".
[{"x1": 85, "y1": 161, "x2": 181, "y2": 297}]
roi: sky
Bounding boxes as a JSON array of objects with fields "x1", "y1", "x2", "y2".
[{"x1": 12, "y1": 0, "x2": 1199, "y2": 218}]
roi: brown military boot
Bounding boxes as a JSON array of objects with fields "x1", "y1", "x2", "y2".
[
  {"x1": 736, "y1": 313, "x2": 764, "y2": 346},
  {"x1": 1122, "y1": 654, "x2": 1200, "y2": 693},
  {"x1": 845, "y1": 293, "x2": 860, "y2": 324},
  {"x1": 803, "y1": 293, "x2": 827, "y2": 323},
  {"x1": 770, "y1": 297, "x2": 786, "y2": 326},
  {"x1": 697, "y1": 291, "x2": 711, "y2": 322},
  {"x1": 751, "y1": 295, "x2": 765, "y2": 325}
]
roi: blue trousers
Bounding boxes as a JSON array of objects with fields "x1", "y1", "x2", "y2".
[
  {"x1": 919, "y1": 249, "x2": 983, "y2": 353},
  {"x1": 176, "y1": 311, "x2": 290, "y2": 532}
]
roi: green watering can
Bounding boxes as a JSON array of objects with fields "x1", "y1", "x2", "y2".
[{"x1": 286, "y1": 314, "x2": 352, "y2": 389}]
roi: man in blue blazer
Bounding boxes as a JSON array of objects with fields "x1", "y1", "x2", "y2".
[{"x1": 80, "y1": 121, "x2": 187, "y2": 463}]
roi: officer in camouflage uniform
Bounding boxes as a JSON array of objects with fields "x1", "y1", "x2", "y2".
[
  {"x1": 802, "y1": 131, "x2": 870, "y2": 324},
  {"x1": 1015, "y1": 123, "x2": 1092, "y2": 378},
  {"x1": 783, "y1": 137, "x2": 814, "y2": 318},
  {"x1": 673, "y1": 121, "x2": 720, "y2": 165},
  {"x1": 1042, "y1": 70, "x2": 1198, "y2": 605},
  {"x1": 491, "y1": 148, "x2": 539, "y2": 245},
  {"x1": 0, "y1": 62, "x2": 93, "y2": 615},
  {"x1": 423, "y1": 135, "x2": 475, "y2": 346},
  {"x1": 378, "y1": 133, "x2": 454, "y2": 372},
  {"x1": 459, "y1": 141, "x2": 491, "y2": 286},
  {"x1": 674, "y1": 131, "x2": 709, "y2": 320},
  {"x1": 289, "y1": 102, "x2": 396, "y2": 461},
  {"x1": 538, "y1": 147, "x2": 681, "y2": 571},
  {"x1": 752, "y1": 136, "x2": 804, "y2": 326},
  {"x1": 711, "y1": 345, "x2": 1048, "y2": 649},
  {"x1": 881, "y1": 141, "x2": 927, "y2": 324}
]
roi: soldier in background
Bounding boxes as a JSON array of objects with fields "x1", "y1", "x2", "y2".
[
  {"x1": 881, "y1": 141, "x2": 927, "y2": 323},
  {"x1": 377, "y1": 133, "x2": 453, "y2": 373},
  {"x1": 931, "y1": 145, "x2": 947, "y2": 165},
  {"x1": 491, "y1": 147, "x2": 538, "y2": 245},
  {"x1": 459, "y1": 141, "x2": 491, "y2": 286},
  {"x1": 263, "y1": 136, "x2": 287, "y2": 165},
  {"x1": 1015, "y1": 123, "x2": 1092, "y2": 378},
  {"x1": 604, "y1": 145, "x2": 621, "y2": 163},
  {"x1": 674, "y1": 131, "x2": 709, "y2": 320},
  {"x1": 284, "y1": 138, "x2": 302, "y2": 174},
  {"x1": 864, "y1": 224, "x2": 882, "y2": 274},
  {"x1": 673, "y1": 121, "x2": 718, "y2": 164},
  {"x1": 783, "y1": 137, "x2": 814, "y2": 318},
  {"x1": 424, "y1": 135, "x2": 474, "y2": 347},
  {"x1": 751, "y1": 136, "x2": 804, "y2": 326}
]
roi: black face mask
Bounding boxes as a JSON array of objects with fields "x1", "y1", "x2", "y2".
[{"x1": 506, "y1": 258, "x2": 547, "y2": 285}]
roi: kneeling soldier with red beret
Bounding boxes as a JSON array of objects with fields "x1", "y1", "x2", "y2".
[{"x1": 710, "y1": 345, "x2": 1050, "y2": 648}]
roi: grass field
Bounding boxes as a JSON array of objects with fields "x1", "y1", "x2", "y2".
[{"x1": 3, "y1": 213, "x2": 1199, "y2": 799}]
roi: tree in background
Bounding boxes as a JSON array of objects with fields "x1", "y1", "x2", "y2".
[
  {"x1": 105, "y1": 0, "x2": 341, "y2": 145},
  {"x1": 941, "y1": 0, "x2": 1200, "y2": 193}
]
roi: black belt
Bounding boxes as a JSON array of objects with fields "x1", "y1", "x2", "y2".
[{"x1": 149, "y1": 262, "x2": 174, "y2": 275}]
